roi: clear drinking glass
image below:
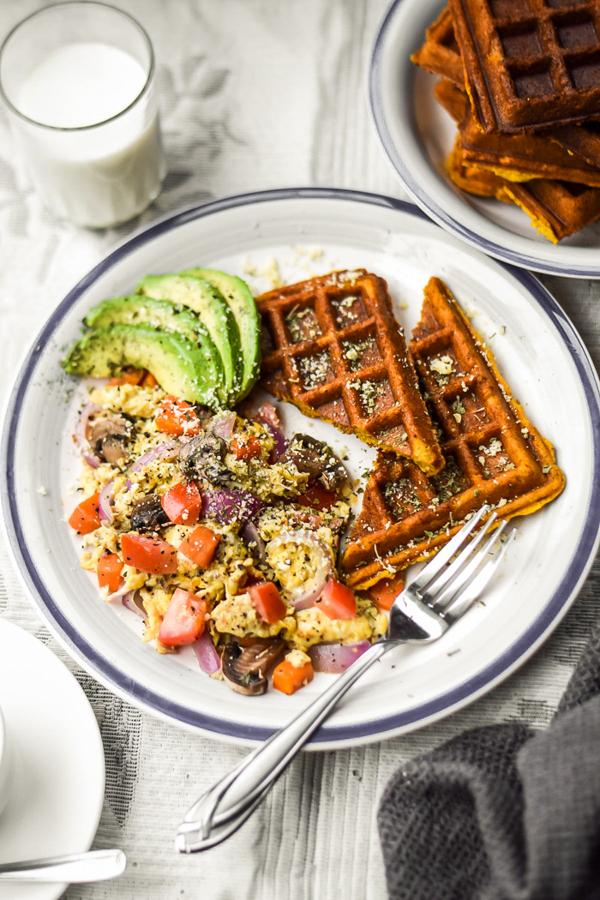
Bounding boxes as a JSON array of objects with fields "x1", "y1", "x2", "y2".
[{"x1": 0, "y1": 1, "x2": 166, "y2": 228}]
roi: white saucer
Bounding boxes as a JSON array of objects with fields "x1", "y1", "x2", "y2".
[{"x1": 0, "y1": 620, "x2": 105, "y2": 900}]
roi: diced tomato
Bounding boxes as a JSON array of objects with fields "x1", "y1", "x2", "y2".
[
  {"x1": 141, "y1": 371, "x2": 158, "y2": 388},
  {"x1": 97, "y1": 553, "x2": 124, "y2": 593},
  {"x1": 158, "y1": 588, "x2": 208, "y2": 646},
  {"x1": 296, "y1": 483, "x2": 337, "y2": 511},
  {"x1": 108, "y1": 368, "x2": 146, "y2": 386},
  {"x1": 273, "y1": 658, "x2": 314, "y2": 695},
  {"x1": 315, "y1": 580, "x2": 357, "y2": 620},
  {"x1": 249, "y1": 581, "x2": 286, "y2": 624},
  {"x1": 120, "y1": 533, "x2": 178, "y2": 574},
  {"x1": 179, "y1": 526, "x2": 220, "y2": 568},
  {"x1": 230, "y1": 434, "x2": 263, "y2": 461},
  {"x1": 155, "y1": 397, "x2": 201, "y2": 436},
  {"x1": 368, "y1": 574, "x2": 405, "y2": 611},
  {"x1": 68, "y1": 492, "x2": 101, "y2": 534},
  {"x1": 161, "y1": 481, "x2": 202, "y2": 525}
]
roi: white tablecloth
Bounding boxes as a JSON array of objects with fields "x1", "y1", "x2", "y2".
[{"x1": 0, "y1": 2, "x2": 598, "y2": 898}]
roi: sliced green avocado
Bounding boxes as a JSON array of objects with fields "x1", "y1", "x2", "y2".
[
  {"x1": 137, "y1": 274, "x2": 241, "y2": 405},
  {"x1": 62, "y1": 324, "x2": 222, "y2": 408},
  {"x1": 84, "y1": 295, "x2": 212, "y2": 346},
  {"x1": 183, "y1": 267, "x2": 260, "y2": 400}
]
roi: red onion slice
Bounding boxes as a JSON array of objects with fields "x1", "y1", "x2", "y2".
[
  {"x1": 254, "y1": 402, "x2": 281, "y2": 431},
  {"x1": 193, "y1": 631, "x2": 221, "y2": 675},
  {"x1": 121, "y1": 590, "x2": 145, "y2": 618},
  {"x1": 129, "y1": 441, "x2": 180, "y2": 473},
  {"x1": 240, "y1": 521, "x2": 266, "y2": 561},
  {"x1": 309, "y1": 641, "x2": 370, "y2": 673},
  {"x1": 202, "y1": 488, "x2": 263, "y2": 525},
  {"x1": 98, "y1": 480, "x2": 114, "y2": 524},
  {"x1": 254, "y1": 404, "x2": 287, "y2": 460},
  {"x1": 266, "y1": 530, "x2": 332, "y2": 609},
  {"x1": 209, "y1": 411, "x2": 236, "y2": 440}
]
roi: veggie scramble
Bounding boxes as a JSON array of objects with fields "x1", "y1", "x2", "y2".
[{"x1": 69, "y1": 377, "x2": 387, "y2": 696}]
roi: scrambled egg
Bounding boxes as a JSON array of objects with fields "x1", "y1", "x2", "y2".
[
  {"x1": 292, "y1": 605, "x2": 387, "y2": 652},
  {"x1": 265, "y1": 533, "x2": 334, "y2": 601},
  {"x1": 73, "y1": 382, "x2": 386, "y2": 673}
]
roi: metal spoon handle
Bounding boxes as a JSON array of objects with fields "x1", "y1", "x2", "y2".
[
  {"x1": 0, "y1": 849, "x2": 126, "y2": 883},
  {"x1": 177, "y1": 642, "x2": 389, "y2": 852}
]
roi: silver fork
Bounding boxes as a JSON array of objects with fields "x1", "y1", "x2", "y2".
[{"x1": 176, "y1": 505, "x2": 515, "y2": 853}]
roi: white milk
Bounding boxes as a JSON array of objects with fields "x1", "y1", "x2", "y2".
[{"x1": 14, "y1": 42, "x2": 164, "y2": 227}]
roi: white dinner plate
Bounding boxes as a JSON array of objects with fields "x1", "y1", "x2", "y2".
[
  {"x1": 0, "y1": 620, "x2": 104, "y2": 900},
  {"x1": 1, "y1": 188, "x2": 599, "y2": 750},
  {"x1": 369, "y1": 0, "x2": 600, "y2": 278}
]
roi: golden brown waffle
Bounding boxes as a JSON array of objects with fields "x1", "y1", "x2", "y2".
[
  {"x1": 447, "y1": 138, "x2": 600, "y2": 242},
  {"x1": 550, "y1": 121, "x2": 600, "y2": 169},
  {"x1": 447, "y1": 139, "x2": 514, "y2": 201},
  {"x1": 436, "y1": 80, "x2": 600, "y2": 187},
  {"x1": 449, "y1": 0, "x2": 600, "y2": 133},
  {"x1": 256, "y1": 270, "x2": 444, "y2": 475},
  {"x1": 415, "y1": 8, "x2": 600, "y2": 158},
  {"x1": 436, "y1": 81, "x2": 600, "y2": 241},
  {"x1": 342, "y1": 277, "x2": 565, "y2": 589},
  {"x1": 411, "y1": 6, "x2": 464, "y2": 87}
]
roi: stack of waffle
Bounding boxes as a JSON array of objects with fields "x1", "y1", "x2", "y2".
[
  {"x1": 257, "y1": 271, "x2": 565, "y2": 590},
  {"x1": 412, "y1": 1, "x2": 600, "y2": 242}
]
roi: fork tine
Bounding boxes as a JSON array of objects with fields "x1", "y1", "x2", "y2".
[
  {"x1": 442, "y1": 528, "x2": 516, "y2": 623},
  {"x1": 420, "y1": 512, "x2": 498, "y2": 604},
  {"x1": 430, "y1": 521, "x2": 507, "y2": 612},
  {"x1": 408, "y1": 505, "x2": 491, "y2": 594}
]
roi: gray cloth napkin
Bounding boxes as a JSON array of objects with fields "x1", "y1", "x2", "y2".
[{"x1": 378, "y1": 621, "x2": 600, "y2": 900}]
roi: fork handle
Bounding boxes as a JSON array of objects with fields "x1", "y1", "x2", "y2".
[
  {"x1": 176, "y1": 641, "x2": 390, "y2": 852},
  {"x1": 0, "y1": 849, "x2": 126, "y2": 883}
]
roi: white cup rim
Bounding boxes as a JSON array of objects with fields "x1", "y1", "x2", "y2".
[{"x1": 0, "y1": 1, "x2": 155, "y2": 133}]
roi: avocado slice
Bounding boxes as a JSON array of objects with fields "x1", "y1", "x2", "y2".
[
  {"x1": 183, "y1": 268, "x2": 260, "y2": 400},
  {"x1": 137, "y1": 274, "x2": 241, "y2": 404},
  {"x1": 84, "y1": 295, "x2": 212, "y2": 346},
  {"x1": 62, "y1": 324, "x2": 222, "y2": 408}
]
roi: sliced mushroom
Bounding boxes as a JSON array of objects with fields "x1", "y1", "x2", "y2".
[
  {"x1": 130, "y1": 494, "x2": 169, "y2": 531},
  {"x1": 179, "y1": 432, "x2": 229, "y2": 485},
  {"x1": 281, "y1": 433, "x2": 348, "y2": 492},
  {"x1": 222, "y1": 637, "x2": 286, "y2": 696},
  {"x1": 87, "y1": 414, "x2": 132, "y2": 465}
]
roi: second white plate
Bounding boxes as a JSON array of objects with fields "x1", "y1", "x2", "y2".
[
  {"x1": 0, "y1": 620, "x2": 104, "y2": 900},
  {"x1": 370, "y1": 0, "x2": 600, "y2": 278}
]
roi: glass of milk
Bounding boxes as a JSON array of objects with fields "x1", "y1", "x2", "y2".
[{"x1": 0, "y1": 2, "x2": 165, "y2": 228}]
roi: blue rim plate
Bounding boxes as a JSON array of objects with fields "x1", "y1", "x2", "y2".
[
  {"x1": 2, "y1": 188, "x2": 599, "y2": 749},
  {"x1": 370, "y1": 0, "x2": 600, "y2": 279}
]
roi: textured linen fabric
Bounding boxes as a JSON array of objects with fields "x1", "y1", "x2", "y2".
[
  {"x1": 378, "y1": 623, "x2": 600, "y2": 900},
  {"x1": 0, "y1": 2, "x2": 598, "y2": 898}
]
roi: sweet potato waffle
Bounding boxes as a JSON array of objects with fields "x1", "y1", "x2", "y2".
[
  {"x1": 256, "y1": 270, "x2": 444, "y2": 475},
  {"x1": 550, "y1": 121, "x2": 600, "y2": 170},
  {"x1": 414, "y1": 7, "x2": 600, "y2": 176},
  {"x1": 342, "y1": 277, "x2": 565, "y2": 589},
  {"x1": 446, "y1": 140, "x2": 600, "y2": 242},
  {"x1": 411, "y1": 6, "x2": 464, "y2": 87},
  {"x1": 439, "y1": 82, "x2": 600, "y2": 240},
  {"x1": 449, "y1": 0, "x2": 600, "y2": 133},
  {"x1": 436, "y1": 80, "x2": 600, "y2": 187},
  {"x1": 437, "y1": 81, "x2": 600, "y2": 242}
]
